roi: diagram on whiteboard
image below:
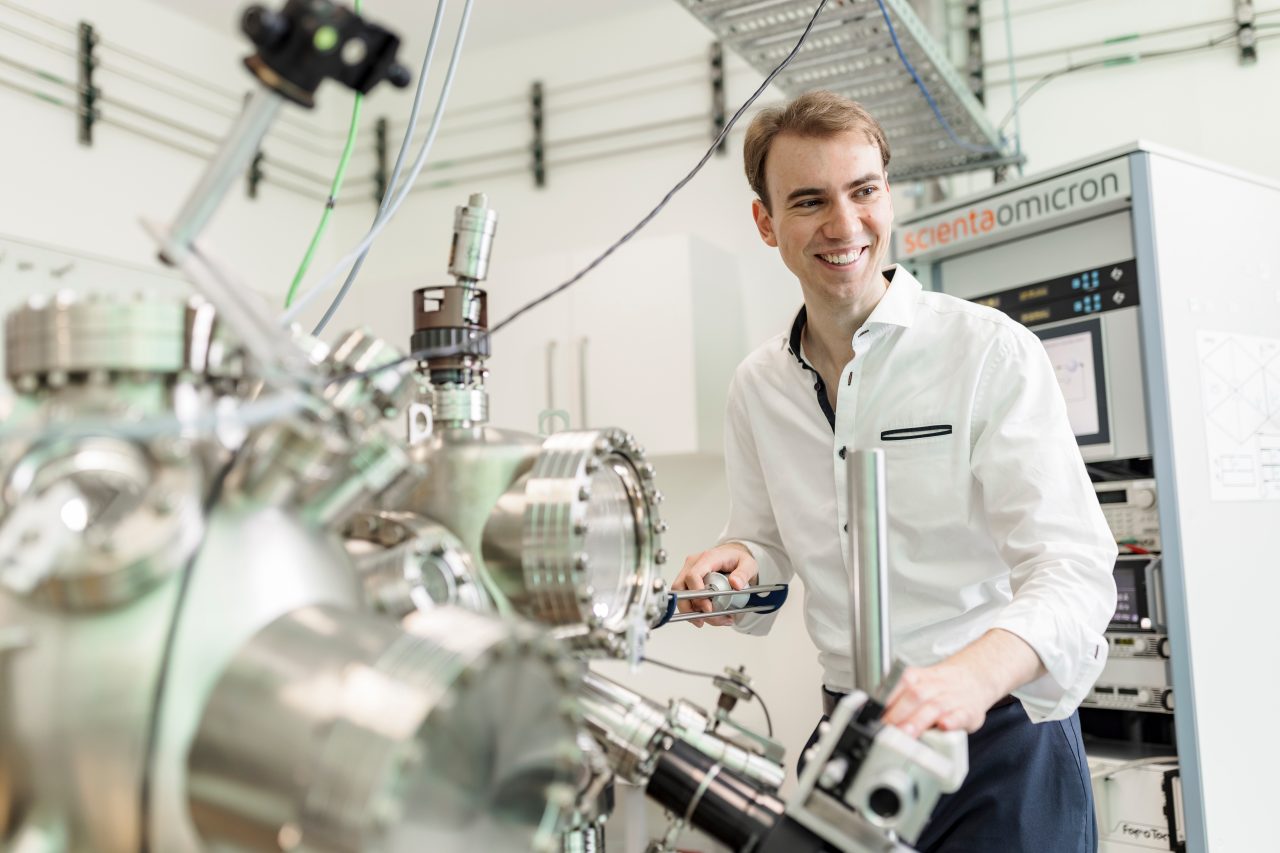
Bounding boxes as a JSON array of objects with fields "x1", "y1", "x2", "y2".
[{"x1": 1197, "y1": 330, "x2": 1280, "y2": 501}]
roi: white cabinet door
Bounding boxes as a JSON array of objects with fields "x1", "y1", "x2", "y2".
[
  {"x1": 483, "y1": 249, "x2": 576, "y2": 434},
  {"x1": 571, "y1": 233, "x2": 743, "y2": 456}
]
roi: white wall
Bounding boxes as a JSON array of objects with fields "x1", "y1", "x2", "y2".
[
  {"x1": 952, "y1": 0, "x2": 1280, "y2": 195},
  {"x1": 0, "y1": 0, "x2": 355, "y2": 306}
]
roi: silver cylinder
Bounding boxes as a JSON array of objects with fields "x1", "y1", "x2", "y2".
[
  {"x1": 188, "y1": 604, "x2": 581, "y2": 853},
  {"x1": 448, "y1": 193, "x2": 498, "y2": 283},
  {"x1": 578, "y1": 671, "x2": 785, "y2": 792},
  {"x1": 848, "y1": 449, "x2": 891, "y2": 697}
]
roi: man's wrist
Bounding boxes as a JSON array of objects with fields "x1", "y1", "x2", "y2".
[{"x1": 948, "y1": 628, "x2": 1045, "y2": 704}]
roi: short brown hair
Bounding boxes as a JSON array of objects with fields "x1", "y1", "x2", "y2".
[{"x1": 743, "y1": 91, "x2": 890, "y2": 211}]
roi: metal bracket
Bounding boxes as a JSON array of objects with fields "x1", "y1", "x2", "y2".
[
  {"x1": 710, "y1": 41, "x2": 726, "y2": 155},
  {"x1": 530, "y1": 81, "x2": 545, "y2": 188},
  {"x1": 1236, "y1": 1, "x2": 1258, "y2": 65},
  {"x1": 373, "y1": 115, "x2": 389, "y2": 202},
  {"x1": 76, "y1": 21, "x2": 98, "y2": 146},
  {"x1": 963, "y1": 2, "x2": 984, "y2": 104},
  {"x1": 1161, "y1": 766, "x2": 1187, "y2": 853},
  {"x1": 247, "y1": 152, "x2": 264, "y2": 198},
  {"x1": 245, "y1": 91, "x2": 265, "y2": 199}
]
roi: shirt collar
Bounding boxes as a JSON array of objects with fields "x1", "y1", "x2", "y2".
[{"x1": 784, "y1": 265, "x2": 923, "y2": 363}]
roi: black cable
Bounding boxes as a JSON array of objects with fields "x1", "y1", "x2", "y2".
[
  {"x1": 137, "y1": 449, "x2": 240, "y2": 853},
  {"x1": 642, "y1": 656, "x2": 774, "y2": 738},
  {"x1": 487, "y1": 0, "x2": 830, "y2": 335}
]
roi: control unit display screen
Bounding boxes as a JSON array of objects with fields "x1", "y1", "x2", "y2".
[
  {"x1": 1034, "y1": 317, "x2": 1111, "y2": 446},
  {"x1": 1112, "y1": 565, "x2": 1142, "y2": 626}
]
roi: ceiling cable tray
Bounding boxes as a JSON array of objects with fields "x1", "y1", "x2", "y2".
[{"x1": 676, "y1": 0, "x2": 1023, "y2": 180}]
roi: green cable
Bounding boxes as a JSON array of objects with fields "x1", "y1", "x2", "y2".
[{"x1": 283, "y1": 0, "x2": 364, "y2": 309}]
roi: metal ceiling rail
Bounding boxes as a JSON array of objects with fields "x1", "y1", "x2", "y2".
[{"x1": 675, "y1": 0, "x2": 1017, "y2": 180}]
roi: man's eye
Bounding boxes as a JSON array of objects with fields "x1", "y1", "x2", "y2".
[
  {"x1": 795, "y1": 199, "x2": 822, "y2": 208},
  {"x1": 855, "y1": 186, "x2": 878, "y2": 198}
]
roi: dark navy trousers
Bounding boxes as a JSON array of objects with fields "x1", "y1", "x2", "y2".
[{"x1": 802, "y1": 700, "x2": 1097, "y2": 852}]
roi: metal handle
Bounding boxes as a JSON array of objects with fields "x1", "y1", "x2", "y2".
[
  {"x1": 848, "y1": 449, "x2": 891, "y2": 698},
  {"x1": 654, "y1": 581, "x2": 789, "y2": 627},
  {"x1": 578, "y1": 336, "x2": 589, "y2": 428},
  {"x1": 1147, "y1": 556, "x2": 1167, "y2": 631}
]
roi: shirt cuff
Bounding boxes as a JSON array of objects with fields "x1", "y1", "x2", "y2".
[
  {"x1": 989, "y1": 604, "x2": 1109, "y2": 723},
  {"x1": 722, "y1": 539, "x2": 783, "y2": 637}
]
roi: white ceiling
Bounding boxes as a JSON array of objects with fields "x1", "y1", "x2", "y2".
[{"x1": 161, "y1": 0, "x2": 653, "y2": 50}]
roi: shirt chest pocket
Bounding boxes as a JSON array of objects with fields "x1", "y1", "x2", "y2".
[{"x1": 875, "y1": 420, "x2": 963, "y2": 526}]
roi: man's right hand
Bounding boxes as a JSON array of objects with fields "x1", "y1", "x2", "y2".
[{"x1": 672, "y1": 543, "x2": 759, "y2": 628}]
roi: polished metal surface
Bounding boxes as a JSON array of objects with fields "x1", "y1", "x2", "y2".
[
  {"x1": 675, "y1": 0, "x2": 1018, "y2": 180},
  {"x1": 0, "y1": 435, "x2": 206, "y2": 609},
  {"x1": 322, "y1": 328, "x2": 419, "y2": 432},
  {"x1": 848, "y1": 449, "x2": 891, "y2": 697},
  {"x1": 189, "y1": 604, "x2": 581, "y2": 853},
  {"x1": 431, "y1": 384, "x2": 488, "y2": 426},
  {"x1": 344, "y1": 510, "x2": 492, "y2": 617},
  {"x1": 391, "y1": 424, "x2": 544, "y2": 612},
  {"x1": 579, "y1": 671, "x2": 785, "y2": 792},
  {"x1": 481, "y1": 428, "x2": 666, "y2": 654},
  {"x1": 448, "y1": 192, "x2": 499, "y2": 283},
  {"x1": 5, "y1": 291, "x2": 193, "y2": 384}
]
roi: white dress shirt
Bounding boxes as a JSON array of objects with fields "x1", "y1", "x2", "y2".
[{"x1": 721, "y1": 266, "x2": 1117, "y2": 723}]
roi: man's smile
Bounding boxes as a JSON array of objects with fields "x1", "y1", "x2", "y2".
[{"x1": 815, "y1": 246, "x2": 869, "y2": 268}]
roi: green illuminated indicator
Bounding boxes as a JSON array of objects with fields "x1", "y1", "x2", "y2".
[{"x1": 314, "y1": 25, "x2": 339, "y2": 51}]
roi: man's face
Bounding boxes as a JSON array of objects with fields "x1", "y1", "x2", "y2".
[{"x1": 752, "y1": 131, "x2": 894, "y2": 302}]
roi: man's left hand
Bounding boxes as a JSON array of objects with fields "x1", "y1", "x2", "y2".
[
  {"x1": 880, "y1": 628, "x2": 1046, "y2": 737},
  {"x1": 880, "y1": 660, "x2": 1003, "y2": 737}
]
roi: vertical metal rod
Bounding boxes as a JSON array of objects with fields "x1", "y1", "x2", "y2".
[
  {"x1": 578, "y1": 336, "x2": 589, "y2": 428},
  {"x1": 165, "y1": 87, "x2": 284, "y2": 255},
  {"x1": 848, "y1": 448, "x2": 891, "y2": 697}
]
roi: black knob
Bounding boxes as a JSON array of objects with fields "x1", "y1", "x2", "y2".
[
  {"x1": 387, "y1": 62, "x2": 412, "y2": 88},
  {"x1": 242, "y1": 6, "x2": 288, "y2": 47}
]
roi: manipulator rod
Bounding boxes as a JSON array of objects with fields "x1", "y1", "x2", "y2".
[{"x1": 849, "y1": 448, "x2": 892, "y2": 700}]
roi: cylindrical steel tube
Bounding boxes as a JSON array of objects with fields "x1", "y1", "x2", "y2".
[
  {"x1": 167, "y1": 88, "x2": 284, "y2": 252},
  {"x1": 448, "y1": 192, "x2": 499, "y2": 282},
  {"x1": 645, "y1": 740, "x2": 784, "y2": 850},
  {"x1": 848, "y1": 449, "x2": 891, "y2": 697}
]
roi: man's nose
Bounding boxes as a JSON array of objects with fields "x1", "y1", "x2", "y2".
[{"x1": 821, "y1": 199, "x2": 862, "y2": 240}]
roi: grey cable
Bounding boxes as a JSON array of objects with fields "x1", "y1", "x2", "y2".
[
  {"x1": 281, "y1": 0, "x2": 475, "y2": 327},
  {"x1": 312, "y1": 0, "x2": 450, "y2": 335}
]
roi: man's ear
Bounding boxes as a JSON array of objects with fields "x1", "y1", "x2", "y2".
[{"x1": 752, "y1": 198, "x2": 778, "y2": 247}]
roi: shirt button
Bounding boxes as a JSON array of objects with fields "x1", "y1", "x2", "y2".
[
  {"x1": 843, "y1": 523, "x2": 849, "y2": 532},
  {"x1": 838, "y1": 446, "x2": 847, "y2": 459}
]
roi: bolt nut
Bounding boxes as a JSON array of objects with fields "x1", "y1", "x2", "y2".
[{"x1": 654, "y1": 549, "x2": 668, "y2": 565}]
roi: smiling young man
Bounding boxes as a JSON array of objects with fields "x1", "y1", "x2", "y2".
[{"x1": 672, "y1": 91, "x2": 1118, "y2": 850}]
